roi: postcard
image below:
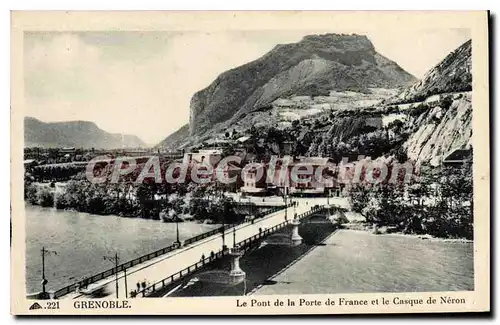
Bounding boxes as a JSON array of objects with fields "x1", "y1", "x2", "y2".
[{"x1": 10, "y1": 10, "x2": 489, "y2": 315}]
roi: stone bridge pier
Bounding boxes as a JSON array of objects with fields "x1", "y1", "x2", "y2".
[{"x1": 228, "y1": 247, "x2": 246, "y2": 284}]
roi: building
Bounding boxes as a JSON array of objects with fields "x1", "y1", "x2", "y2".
[
  {"x1": 443, "y1": 148, "x2": 472, "y2": 167},
  {"x1": 424, "y1": 94, "x2": 442, "y2": 107},
  {"x1": 219, "y1": 162, "x2": 243, "y2": 193},
  {"x1": 182, "y1": 149, "x2": 222, "y2": 167},
  {"x1": 240, "y1": 163, "x2": 268, "y2": 196},
  {"x1": 60, "y1": 147, "x2": 76, "y2": 154},
  {"x1": 287, "y1": 157, "x2": 336, "y2": 196},
  {"x1": 241, "y1": 156, "x2": 340, "y2": 197}
]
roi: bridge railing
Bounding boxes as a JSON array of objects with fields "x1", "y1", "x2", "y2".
[
  {"x1": 53, "y1": 202, "x2": 292, "y2": 299},
  {"x1": 137, "y1": 250, "x2": 227, "y2": 297},
  {"x1": 53, "y1": 243, "x2": 178, "y2": 299},
  {"x1": 137, "y1": 204, "x2": 325, "y2": 298}
]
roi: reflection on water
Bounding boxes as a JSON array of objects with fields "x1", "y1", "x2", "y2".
[{"x1": 25, "y1": 204, "x2": 218, "y2": 293}]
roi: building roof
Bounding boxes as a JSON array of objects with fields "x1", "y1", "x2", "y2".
[
  {"x1": 297, "y1": 157, "x2": 332, "y2": 165},
  {"x1": 236, "y1": 136, "x2": 251, "y2": 143},
  {"x1": 443, "y1": 148, "x2": 472, "y2": 163},
  {"x1": 197, "y1": 149, "x2": 222, "y2": 155}
]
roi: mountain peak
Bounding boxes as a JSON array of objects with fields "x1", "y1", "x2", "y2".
[
  {"x1": 185, "y1": 33, "x2": 414, "y2": 137},
  {"x1": 299, "y1": 33, "x2": 375, "y2": 52},
  {"x1": 395, "y1": 39, "x2": 471, "y2": 102}
]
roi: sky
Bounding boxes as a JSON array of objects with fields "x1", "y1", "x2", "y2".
[{"x1": 24, "y1": 29, "x2": 471, "y2": 146}]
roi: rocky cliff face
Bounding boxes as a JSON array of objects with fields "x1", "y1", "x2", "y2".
[
  {"x1": 398, "y1": 39, "x2": 473, "y2": 166},
  {"x1": 404, "y1": 93, "x2": 472, "y2": 166},
  {"x1": 395, "y1": 40, "x2": 471, "y2": 103},
  {"x1": 24, "y1": 117, "x2": 146, "y2": 149},
  {"x1": 187, "y1": 33, "x2": 416, "y2": 138}
]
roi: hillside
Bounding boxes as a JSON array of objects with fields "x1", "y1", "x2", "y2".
[
  {"x1": 158, "y1": 36, "x2": 473, "y2": 167},
  {"x1": 156, "y1": 124, "x2": 190, "y2": 151},
  {"x1": 24, "y1": 117, "x2": 147, "y2": 149},
  {"x1": 159, "y1": 33, "x2": 416, "y2": 149},
  {"x1": 234, "y1": 39, "x2": 473, "y2": 166},
  {"x1": 403, "y1": 93, "x2": 472, "y2": 166},
  {"x1": 394, "y1": 39, "x2": 471, "y2": 103},
  {"x1": 302, "y1": 39, "x2": 473, "y2": 166}
]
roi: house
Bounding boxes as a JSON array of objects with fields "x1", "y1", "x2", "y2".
[
  {"x1": 60, "y1": 147, "x2": 76, "y2": 154},
  {"x1": 265, "y1": 156, "x2": 340, "y2": 197},
  {"x1": 218, "y1": 162, "x2": 243, "y2": 193},
  {"x1": 281, "y1": 141, "x2": 294, "y2": 156},
  {"x1": 240, "y1": 163, "x2": 268, "y2": 196},
  {"x1": 182, "y1": 149, "x2": 222, "y2": 167},
  {"x1": 424, "y1": 94, "x2": 442, "y2": 107},
  {"x1": 288, "y1": 157, "x2": 336, "y2": 196},
  {"x1": 443, "y1": 148, "x2": 472, "y2": 167}
]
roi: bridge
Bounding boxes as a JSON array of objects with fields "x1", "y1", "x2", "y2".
[{"x1": 48, "y1": 197, "x2": 344, "y2": 300}]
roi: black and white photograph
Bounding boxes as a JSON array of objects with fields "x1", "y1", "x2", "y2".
[{"x1": 10, "y1": 10, "x2": 489, "y2": 315}]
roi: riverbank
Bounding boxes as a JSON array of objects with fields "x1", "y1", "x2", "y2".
[{"x1": 343, "y1": 221, "x2": 473, "y2": 243}]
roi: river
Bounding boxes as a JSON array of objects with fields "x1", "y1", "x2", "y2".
[
  {"x1": 254, "y1": 229, "x2": 474, "y2": 295},
  {"x1": 25, "y1": 204, "x2": 218, "y2": 294}
]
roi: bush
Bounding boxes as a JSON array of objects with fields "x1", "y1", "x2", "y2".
[
  {"x1": 25, "y1": 184, "x2": 38, "y2": 205},
  {"x1": 347, "y1": 162, "x2": 473, "y2": 239},
  {"x1": 37, "y1": 187, "x2": 54, "y2": 207}
]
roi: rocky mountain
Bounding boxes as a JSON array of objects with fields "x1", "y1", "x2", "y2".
[
  {"x1": 159, "y1": 33, "x2": 416, "y2": 149},
  {"x1": 251, "y1": 38, "x2": 474, "y2": 167},
  {"x1": 24, "y1": 117, "x2": 147, "y2": 149},
  {"x1": 394, "y1": 39, "x2": 472, "y2": 103},
  {"x1": 403, "y1": 93, "x2": 472, "y2": 166},
  {"x1": 398, "y1": 39, "x2": 473, "y2": 165}
]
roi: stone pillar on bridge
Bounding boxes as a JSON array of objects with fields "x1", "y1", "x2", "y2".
[
  {"x1": 228, "y1": 247, "x2": 246, "y2": 284},
  {"x1": 290, "y1": 214, "x2": 302, "y2": 246}
]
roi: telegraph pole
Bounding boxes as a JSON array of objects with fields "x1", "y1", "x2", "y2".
[
  {"x1": 124, "y1": 267, "x2": 128, "y2": 298},
  {"x1": 41, "y1": 247, "x2": 46, "y2": 296},
  {"x1": 104, "y1": 253, "x2": 120, "y2": 299},
  {"x1": 115, "y1": 253, "x2": 119, "y2": 299},
  {"x1": 40, "y1": 247, "x2": 57, "y2": 299}
]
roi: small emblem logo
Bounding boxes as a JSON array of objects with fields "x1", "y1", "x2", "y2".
[{"x1": 29, "y1": 302, "x2": 42, "y2": 310}]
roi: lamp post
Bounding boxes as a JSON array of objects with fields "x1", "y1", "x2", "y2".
[
  {"x1": 284, "y1": 186, "x2": 288, "y2": 221},
  {"x1": 40, "y1": 247, "x2": 57, "y2": 299},
  {"x1": 327, "y1": 190, "x2": 330, "y2": 218},
  {"x1": 175, "y1": 216, "x2": 181, "y2": 246}
]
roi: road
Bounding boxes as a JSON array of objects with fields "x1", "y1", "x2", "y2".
[{"x1": 62, "y1": 197, "x2": 345, "y2": 299}]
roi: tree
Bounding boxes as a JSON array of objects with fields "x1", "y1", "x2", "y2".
[{"x1": 37, "y1": 187, "x2": 54, "y2": 207}]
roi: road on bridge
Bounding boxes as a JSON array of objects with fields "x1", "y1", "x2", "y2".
[{"x1": 62, "y1": 197, "x2": 346, "y2": 299}]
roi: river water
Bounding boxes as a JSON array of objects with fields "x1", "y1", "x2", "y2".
[
  {"x1": 25, "y1": 204, "x2": 474, "y2": 296},
  {"x1": 254, "y1": 229, "x2": 474, "y2": 295},
  {"x1": 25, "y1": 204, "x2": 218, "y2": 294}
]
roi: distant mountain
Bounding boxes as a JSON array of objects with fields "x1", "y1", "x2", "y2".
[
  {"x1": 24, "y1": 117, "x2": 147, "y2": 149},
  {"x1": 158, "y1": 33, "x2": 416, "y2": 149},
  {"x1": 395, "y1": 39, "x2": 472, "y2": 102}
]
